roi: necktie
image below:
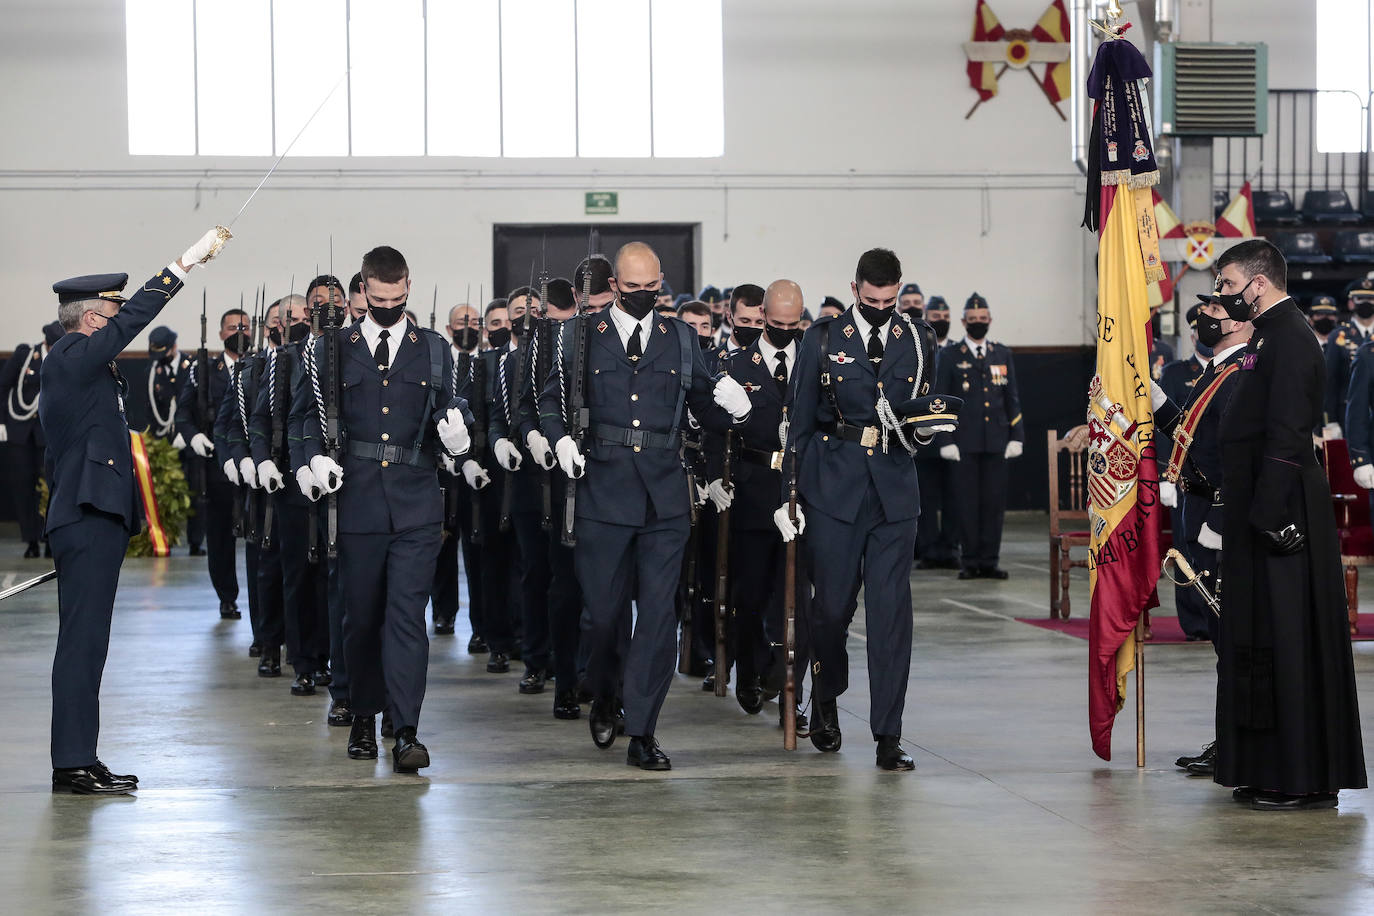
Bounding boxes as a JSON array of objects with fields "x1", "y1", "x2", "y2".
[
  {"x1": 974, "y1": 344, "x2": 984, "y2": 360},
  {"x1": 774, "y1": 351, "x2": 788, "y2": 394},
  {"x1": 627, "y1": 325, "x2": 643, "y2": 361},
  {"x1": 376, "y1": 329, "x2": 390, "y2": 371},
  {"x1": 867, "y1": 324, "x2": 884, "y2": 363}
]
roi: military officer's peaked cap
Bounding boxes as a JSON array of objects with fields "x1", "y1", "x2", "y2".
[
  {"x1": 53, "y1": 273, "x2": 128, "y2": 305},
  {"x1": 659, "y1": 281, "x2": 674, "y2": 298},
  {"x1": 1345, "y1": 277, "x2": 1374, "y2": 301},
  {"x1": 895, "y1": 394, "x2": 963, "y2": 427},
  {"x1": 964, "y1": 292, "x2": 989, "y2": 311},
  {"x1": 1193, "y1": 291, "x2": 1221, "y2": 308},
  {"x1": 924, "y1": 295, "x2": 948, "y2": 311},
  {"x1": 673, "y1": 293, "x2": 692, "y2": 309},
  {"x1": 698, "y1": 285, "x2": 723, "y2": 303},
  {"x1": 1309, "y1": 295, "x2": 1339, "y2": 315},
  {"x1": 900, "y1": 283, "x2": 922, "y2": 297},
  {"x1": 148, "y1": 325, "x2": 178, "y2": 352},
  {"x1": 1185, "y1": 303, "x2": 1202, "y2": 326},
  {"x1": 819, "y1": 295, "x2": 845, "y2": 312}
]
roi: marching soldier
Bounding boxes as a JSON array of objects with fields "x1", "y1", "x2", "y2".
[
  {"x1": 935, "y1": 293, "x2": 1024, "y2": 580},
  {"x1": 777, "y1": 247, "x2": 949, "y2": 770},
  {"x1": 0, "y1": 321, "x2": 63, "y2": 556},
  {"x1": 46, "y1": 226, "x2": 229, "y2": 794},
  {"x1": 146, "y1": 326, "x2": 201, "y2": 554},
  {"x1": 915, "y1": 295, "x2": 959, "y2": 570},
  {"x1": 293, "y1": 245, "x2": 472, "y2": 773},
  {"x1": 539, "y1": 241, "x2": 754, "y2": 770}
]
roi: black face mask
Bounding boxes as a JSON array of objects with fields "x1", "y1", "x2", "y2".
[
  {"x1": 698, "y1": 335, "x2": 715, "y2": 351},
  {"x1": 1195, "y1": 312, "x2": 1226, "y2": 349},
  {"x1": 929, "y1": 319, "x2": 950, "y2": 338},
  {"x1": 1313, "y1": 317, "x2": 1337, "y2": 335},
  {"x1": 857, "y1": 302, "x2": 894, "y2": 328},
  {"x1": 733, "y1": 326, "x2": 763, "y2": 348},
  {"x1": 765, "y1": 324, "x2": 802, "y2": 348},
  {"x1": 487, "y1": 327, "x2": 511, "y2": 350},
  {"x1": 618, "y1": 289, "x2": 658, "y2": 320},
  {"x1": 288, "y1": 322, "x2": 311, "y2": 344},
  {"x1": 1355, "y1": 301, "x2": 1374, "y2": 320},
  {"x1": 1216, "y1": 277, "x2": 1256, "y2": 322},
  {"x1": 710, "y1": 311, "x2": 723, "y2": 329},
  {"x1": 225, "y1": 331, "x2": 250, "y2": 355},
  {"x1": 369, "y1": 303, "x2": 406, "y2": 328},
  {"x1": 268, "y1": 327, "x2": 283, "y2": 347},
  {"x1": 453, "y1": 327, "x2": 480, "y2": 351},
  {"x1": 965, "y1": 321, "x2": 990, "y2": 341}
]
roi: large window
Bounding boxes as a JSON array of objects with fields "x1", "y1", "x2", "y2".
[
  {"x1": 1315, "y1": 0, "x2": 1374, "y2": 153},
  {"x1": 125, "y1": 0, "x2": 724, "y2": 158}
]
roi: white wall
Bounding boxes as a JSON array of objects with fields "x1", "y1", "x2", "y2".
[{"x1": 0, "y1": 0, "x2": 1319, "y2": 351}]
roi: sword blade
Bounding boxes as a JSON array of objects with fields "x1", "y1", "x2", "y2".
[{"x1": 0, "y1": 569, "x2": 56, "y2": 602}]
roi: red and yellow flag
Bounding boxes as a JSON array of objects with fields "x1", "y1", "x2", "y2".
[
  {"x1": 967, "y1": 0, "x2": 1006, "y2": 101},
  {"x1": 1215, "y1": 180, "x2": 1256, "y2": 238},
  {"x1": 1032, "y1": 0, "x2": 1071, "y2": 103},
  {"x1": 129, "y1": 431, "x2": 170, "y2": 557}
]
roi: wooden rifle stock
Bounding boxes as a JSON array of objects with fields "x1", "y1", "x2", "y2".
[{"x1": 713, "y1": 430, "x2": 733, "y2": 698}]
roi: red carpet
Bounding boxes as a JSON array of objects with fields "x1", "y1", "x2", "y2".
[{"x1": 1016, "y1": 614, "x2": 1374, "y2": 643}]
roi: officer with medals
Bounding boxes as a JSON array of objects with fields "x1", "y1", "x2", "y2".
[
  {"x1": 46, "y1": 227, "x2": 230, "y2": 794},
  {"x1": 292, "y1": 246, "x2": 471, "y2": 773},
  {"x1": 777, "y1": 248, "x2": 950, "y2": 771},
  {"x1": 0, "y1": 321, "x2": 63, "y2": 557},
  {"x1": 539, "y1": 242, "x2": 753, "y2": 770},
  {"x1": 934, "y1": 293, "x2": 1024, "y2": 580},
  {"x1": 1322, "y1": 279, "x2": 1374, "y2": 437}
]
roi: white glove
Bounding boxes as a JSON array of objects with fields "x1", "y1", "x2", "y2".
[
  {"x1": 940, "y1": 444, "x2": 960, "y2": 462},
  {"x1": 222, "y1": 458, "x2": 240, "y2": 486},
  {"x1": 694, "y1": 480, "x2": 710, "y2": 506},
  {"x1": 0, "y1": 425, "x2": 8, "y2": 443},
  {"x1": 309, "y1": 455, "x2": 344, "y2": 493},
  {"x1": 773, "y1": 504, "x2": 806, "y2": 542},
  {"x1": 437, "y1": 407, "x2": 470, "y2": 455},
  {"x1": 493, "y1": 437, "x2": 523, "y2": 471},
  {"x1": 191, "y1": 432, "x2": 215, "y2": 457},
  {"x1": 1160, "y1": 480, "x2": 1178, "y2": 508},
  {"x1": 1149, "y1": 381, "x2": 1167, "y2": 411},
  {"x1": 239, "y1": 456, "x2": 258, "y2": 489},
  {"x1": 171, "y1": 432, "x2": 185, "y2": 450},
  {"x1": 556, "y1": 435, "x2": 586, "y2": 479},
  {"x1": 1355, "y1": 464, "x2": 1374, "y2": 489},
  {"x1": 713, "y1": 375, "x2": 752, "y2": 420},
  {"x1": 257, "y1": 459, "x2": 284, "y2": 494},
  {"x1": 462, "y1": 459, "x2": 491, "y2": 490},
  {"x1": 1198, "y1": 523, "x2": 1222, "y2": 551},
  {"x1": 706, "y1": 478, "x2": 734, "y2": 512},
  {"x1": 295, "y1": 466, "x2": 322, "y2": 502},
  {"x1": 1004, "y1": 440, "x2": 1023, "y2": 459},
  {"x1": 439, "y1": 453, "x2": 457, "y2": 474},
  {"x1": 1323, "y1": 422, "x2": 1343, "y2": 441},
  {"x1": 915, "y1": 424, "x2": 956, "y2": 437},
  {"x1": 181, "y1": 226, "x2": 230, "y2": 266},
  {"x1": 526, "y1": 430, "x2": 556, "y2": 470}
]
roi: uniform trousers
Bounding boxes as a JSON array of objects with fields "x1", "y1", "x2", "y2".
[
  {"x1": 279, "y1": 498, "x2": 329, "y2": 675},
  {"x1": 325, "y1": 532, "x2": 349, "y2": 703},
  {"x1": 49, "y1": 509, "x2": 130, "y2": 768},
  {"x1": 181, "y1": 451, "x2": 205, "y2": 549},
  {"x1": 915, "y1": 455, "x2": 959, "y2": 563},
  {"x1": 9, "y1": 437, "x2": 45, "y2": 543},
  {"x1": 1178, "y1": 491, "x2": 1221, "y2": 645},
  {"x1": 513, "y1": 507, "x2": 551, "y2": 674},
  {"x1": 575, "y1": 503, "x2": 689, "y2": 738},
  {"x1": 339, "y1": 524, "x2": 441, "y2": 731},
  {"x1": 204, "y1": 477, "x2": 240, "y2": 605},
  {"x1": 431, "y1": 475, "x2": 479, "y2": 630},
  {"x1": 477, "y1": 485, "x2": 517, "y2": 655},
  {"x1": 805, "y1": 484, "x2": 916, "y2": 738},
  {"x1": 953, "y1": 451, "x2": 1008, "y2": 571},
  {"x1": 731, "y1": 527, "x2": 811, "y2": 698},
  {"x1": 251, "y1": 498, "x2": 286, "y2": 655}
]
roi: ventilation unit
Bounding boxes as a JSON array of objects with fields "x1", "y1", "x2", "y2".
[{"x1": 1155, "y1": 42, "x2": 1267, "y2": 137}]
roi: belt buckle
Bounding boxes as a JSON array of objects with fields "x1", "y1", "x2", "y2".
[
  {"x1": 769, "y1": 450, "x2": 783, "y2": 471},
  {"x1": 627, "y1": 429, "x2": 646, "y2": 448},
  {"x1": 1174, "y1": 428, "x2": 1193, "y2": 450},
  {"x1": 382, "y1": 444, "x2": 403, "y2": 463},
  {"x1": 860, "y1": 426, "x2": 879, "y2": 448}
]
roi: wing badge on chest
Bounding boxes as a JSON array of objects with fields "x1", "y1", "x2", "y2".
[{"x1": 828, "y1": 352, "x2": 856, "y2": 365}]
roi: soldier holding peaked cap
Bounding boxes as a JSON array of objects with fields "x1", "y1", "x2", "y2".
[{"x1": 45, "y1": 227, "x2": 231, "y2": 794}]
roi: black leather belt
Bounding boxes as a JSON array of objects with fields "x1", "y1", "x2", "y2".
[
  {"x1": 738, "y1": 445, "x2": 784, "y2": 470},
  {"x1": 1177, "y1": 478, "x2": 1217, "y2": 501},
  {"x1": 592, "y1": 423, "x2": 680, "y2": 451},
  {"x1": 819, "y1": 421, "x2": 889, "y2": 453},
  {"x1": 347, "y1": 440, "x2": 435, "y2": 469}
]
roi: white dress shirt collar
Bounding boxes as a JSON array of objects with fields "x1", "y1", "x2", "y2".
[
  {"x1": 608, "y1": 304, "x2": 655, "y2": 350},
  {"x1": 757, "y1": 332, "x2": 796, "y2": 376},
  {"x1": 359, "y1": 314, "x2": 406, "y2": 358},
  {"x1": 1210, "y1": 342, "x2": 1247, "y2": 366},
  {"x1": 850, "y1": 305, "x2": 892, "y2": 347},
  {"x1": 962, "y1": 336, "x2": 989, "y2": 359}
]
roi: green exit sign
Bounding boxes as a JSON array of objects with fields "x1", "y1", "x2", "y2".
[{"x1": 585, "y1": 191, "x2": 618, "y2": 215}]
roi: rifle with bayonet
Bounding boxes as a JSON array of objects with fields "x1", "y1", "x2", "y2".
[
  {"x1": 535, "y1": 242, "x2": 553, "y2": 532},
  {"x1": 240, "y1": 287, "x2": 263, "y2": 546},
  {"x1": 323, "y1": 250, "x2": 342, "y2": 559},
  {"x1": 782, "y1": 407, "x2": 799, "y2": 749},
  {"x1": 560, "y1": 231, "x2": 596, "y2": 547},
  {"x1": 261, "y1": 283, "x2": 284, "y2": 551},
  {"x1": 226, "y1": 293, "x2": 245, "y2": 539},
  {"x1": 194, "y1": 290, "x2": 210, "y2": 515},
  {"x1": 714, "y1": 429, "x2": 733, "y2": 697},
  {"x1": 469, "y1": 347, "x2": 488, "y2": 546}
]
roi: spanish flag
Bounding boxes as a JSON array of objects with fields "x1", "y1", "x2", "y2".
[
  {"x1": 1085, "y1": 37, "x2": 1163, "y2": 761},
  {"x1": 1032, "y1": 0, "x2": 1071, "y2": 103},
  {"x1": 968, "y1": 0, "x2": 1005, "y2": 101},
  {"x1": 1215, "y1": 180, "x2": 1256, "y2": 238}
]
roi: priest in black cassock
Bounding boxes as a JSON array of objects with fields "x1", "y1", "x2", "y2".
[{"x1": 1212, "y1": 239, "x2": 1366, "y2": 811}]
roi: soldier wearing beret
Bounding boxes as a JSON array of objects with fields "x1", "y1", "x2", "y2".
[
  {"x1": 46, "y1": 227, "x2": 230, "y2": 794},
  {"x1": 0, "y1": 320, "x2": 65, "y2": 557}
]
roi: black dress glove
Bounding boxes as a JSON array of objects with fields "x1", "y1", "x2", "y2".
[{"x1": 1262, "y1": 524, "x2": 1306, "y2": 555}]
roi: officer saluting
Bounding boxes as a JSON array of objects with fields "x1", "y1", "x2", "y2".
[
  {"x1": 46, "y1": 227, "x2": 230, "y2": 794},
  {"x1": 935, "y1": 293, "x2": 1024, "y2": 580}
]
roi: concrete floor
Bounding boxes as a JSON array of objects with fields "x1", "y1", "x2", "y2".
[{"x1": 1, "y1": 513, "x2": 1371, "y2": 914}]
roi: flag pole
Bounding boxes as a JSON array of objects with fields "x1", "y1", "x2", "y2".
[{"x1": 1135, "y1": 614, "x2": 1146, "y2": 767}]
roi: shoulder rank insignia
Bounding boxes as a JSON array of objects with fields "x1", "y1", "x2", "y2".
[
  {"x1": 752, "y1": 352, "x2": 762, "y2": 364},
  {"x1": 408, "y1": 330, "x2": 419, "y2": 344},
  {"x1": 960, "y1": 344, "x2": 969, "y2": 354},
  {"x1": 1255, "y1": 337, "x2": 1264, "y2": 350},
  {"x1": 891, "y1": 324, "x2": 903, "y2": 338},
  {"x1": 842, "y1": 324, "x2": 855, "y2": 339},
  {"x1": 597, "y1": 320, "x2": 608, "y2": 334},
  {"x1": 658, "y1": 322, "x2": 667, "y2": 334},
  {"x1": 350, "y1": 331, "x2": 361, "y2": 344},
  {"x1": 161, "y1": 274, "x2": 172, "y2": 286},
  {"x1": 828, "y1": 352, "x2": 854, "y2": 365}
]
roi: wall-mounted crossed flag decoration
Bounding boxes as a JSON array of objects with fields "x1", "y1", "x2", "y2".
[{"x1": 963, "y1": 0, "x2": 1071, "y2": 120}]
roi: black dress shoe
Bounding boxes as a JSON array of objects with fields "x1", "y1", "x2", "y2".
[
  {"x1": 327, "y1": 700, "x2": 354, "y2": 727},
  {"x1": 248, "y1": 643, "x2": 262, "y2": 658},
  {"x1": 810, "y1": 699, "x2": 842, "y2": 753},
  {"x1": 1251, "y1": 791, "x2": 1339, "y2": 811},
  {"x1": 381, "y1": 710, "x2": 394, "y2": 740},
  {"x1": 553, "y1": 690, "x2": 581, "y2": 720},
  {"x1": 875, "y1": 735, "x2": 915, "y2": 771},
  {"x1": 589, "y1": 696, "x2": 617, "y2": 749},
  {"x1": 23, "y1": 541, "x2": 40, "y2": 559},
  {"x1": 519, "y1": 669, "x2": 547, "y2": 694},
  {"x1": 219, "y1": 599, "x2": 241, "y2": 620},
  {"x1": 957, "y1": 568, "x2": 981, "y2": 580},
  {"x1": 433, "y1": 618, "x2": 455, "y2": 636},
  {"x1": 313, "y1": 668, "x2": 332, "y2": 687},
  {"x1": 348, "y1": 715, "x2": 378, "y2": 759},
  {"x1": 1232, "y1": 786, "x2": 1259, "y2": 803},
  {"x1": 626, "y1": 735, "x2": 672, "y2": 771},
  {"x1": 467, "y1": 634, "x2": 489, "y2": 654},
  {"x1": 392, "y1": 728, "x2": 431, "y2": 773},
  {"x1": 290, "y1": 673, "x2": 316, "y2": 696},
  {"x1": 189, "y1": 545, "x2": 206, "y2": 556},
  {"x1": 53, "y1": 765, "x2": 135, "y2": 795},
  {"x1": 1175, "y1": 741, "x2": 1216, "y2": 769},
  {"x1": 486, "y1": 651, "x2": 510, "y2": 673},
  {"x1": 93, "y1": 760, "x2": 139, "y2": 785},
  {"x1": 1185, "y1": 759, "x2": 1215, "y2": 777},
  {"x1": 980, "y1": 566, "x2": 1010, "y2": 580},
  {"x1": 257, "y1": 650, "x2": 281, "y2": 678},
  {"x1": 736, "y1": 676, "x2": 764, "y2": 715}
]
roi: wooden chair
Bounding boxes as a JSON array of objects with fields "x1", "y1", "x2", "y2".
[
  {"x1": 1048, "y1": 426, "x2": 1091, "y2": 619},
  {"x1": 1320, "y1": 439, "x2": 1367, "y2": 636}
]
